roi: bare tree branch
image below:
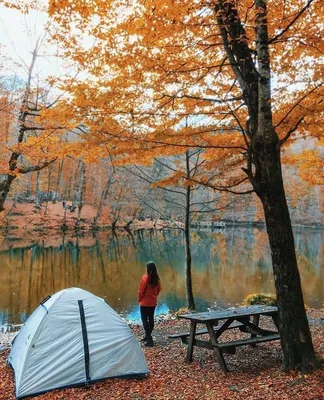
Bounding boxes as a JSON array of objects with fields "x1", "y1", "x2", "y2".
[
  {"x1": 280, "y1": 116, "x2": 304, "y2": 145},
  {"x1": 161, "y1": 93, "x2": 242, "y2": 103},
  {"x1": 17, "y1": 158, "x2": 57, "y2": 174},
  {"x1": 274, "y1": 83, "x2": 323, "y2": 129},
  {"x1": 269, "y1": 0, "x2": 316, "y2": 44}
]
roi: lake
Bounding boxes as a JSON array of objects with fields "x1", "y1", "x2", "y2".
[{"x1": 0, "y1": 226, "x2": 323, "y2": 329}]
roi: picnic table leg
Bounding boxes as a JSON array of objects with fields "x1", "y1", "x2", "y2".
[
  {"x1": 186, "y1": 320, "x2": 197, "y2": 362},
  {"x1": 271, "y1": 314, "x2": 279, "y2": 330},
  {"x1": 250, "y1": 314, "x2": 260, "y2": 347},
  {"x1": 206, "y1": 322, "x2": 228, "y2": 372}
]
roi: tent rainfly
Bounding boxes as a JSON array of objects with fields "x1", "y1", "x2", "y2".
[{"x1": 8, "y1": 287, "x2": 148, "y2": 399}]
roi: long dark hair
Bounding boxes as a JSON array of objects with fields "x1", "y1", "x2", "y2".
[{"x1": 146, "y1": 261, "x2": 160, "y2": 287}]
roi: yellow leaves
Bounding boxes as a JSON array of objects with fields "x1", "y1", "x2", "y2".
[
  {"x1": 151, "y1": 171, "x2": 186, "y2": 189},
  {"x1": 30, "y1": 0, "x2": 323, "y2": 198},
  {"x1": 283, "y1": 148, "x2": 324, "y2": 186},
  {"x1": 0, "y1": 0, "x2": 35, "y2": 13}
]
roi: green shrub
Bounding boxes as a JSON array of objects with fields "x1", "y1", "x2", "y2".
[{"x1": 243, "y1": 293, "x2": 277, "y2": 306}]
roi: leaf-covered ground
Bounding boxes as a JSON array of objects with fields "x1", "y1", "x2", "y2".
[{"x1": 1, "y1": 309, "x2": 323, "y2": 400}]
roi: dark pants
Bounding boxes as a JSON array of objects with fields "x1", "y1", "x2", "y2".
[{"x1": 140, "y1": 306, "x2": 156, "y2": 339}]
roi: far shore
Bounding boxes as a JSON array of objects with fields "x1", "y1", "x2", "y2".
[{"x1": 0, "y1": 202, "x2": 322, "y2": 247}]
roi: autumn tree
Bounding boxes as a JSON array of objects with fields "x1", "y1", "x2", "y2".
[
  {"x1": 48, "y1": 0, "x2": 323, "y2": 370},
  {"x1": 125, "y1": 150, "x2": 232, "y2": 310},
  {"x1": 0, "y1": 0, "x2": 95, "y2": 212},
  {"x1": 0, "y1": 34, "x2": 76, "y2": 211}
]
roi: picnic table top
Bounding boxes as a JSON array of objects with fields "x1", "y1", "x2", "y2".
[{"x1": 178, "y1": 305, "x2": 278, "y2": 323}]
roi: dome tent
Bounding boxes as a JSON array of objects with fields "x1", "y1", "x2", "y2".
[{"x1": 8, "y1": 287, "x2": 148, "y2": 399}]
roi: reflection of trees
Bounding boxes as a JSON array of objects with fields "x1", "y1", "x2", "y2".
[
  {"x1": 125, "y1": 230, "x2": 136, "y2": 249},
  {"x1": 71, "y1": 236, "x2": 81, "y2": 284},
  {"x1": 295, "y1": 228, "x2": 322, "y2": 270},
  {"x1": 94, "y1": 233, "x2": 106, "y2": 283},
  {"x1": 133, "y1": 228, "x2": 184, "y2": 267},
  {"x1": 295, "y1": 229, "x2": 323, "y2": 306},
  {"x1": 28, "y1": 246, "x2": 39, "y2": 315},
  {"x1": 194, "y1": 228, "x2": 270, "y2": 274},
  {"x1": 0, "y1": 228, "x2": 323, "y2": 325},
  {"x1": 109, "y1": 233, "x2": 121, "y2": 265}
]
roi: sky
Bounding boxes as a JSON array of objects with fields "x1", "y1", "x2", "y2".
[{"x1": 0, "y1": 4, "x2": 62, "y2": 80}]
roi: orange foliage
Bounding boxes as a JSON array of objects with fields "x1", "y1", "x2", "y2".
[
  {"x1": 44, "y1": 0, "x2": 323, "y2": 193},
  {"x1": 283, "y1": 148, "x2": 324, "y2": 186},
  {"x1": 1, "y1": 1, "x2": 322, "y2": 210}
]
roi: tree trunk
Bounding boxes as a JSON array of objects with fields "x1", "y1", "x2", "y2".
[
  {"x1": 0, "y1": 44, "x2": 57, "y2": 212},
  {"x1": 74, "y1": 161, "x2": 86, "y2": 226},
  {"x1": 250, "y1": 0, "x2": 318, "y2": 371},
  {"x1": 26, "y1": 172, "x2": 32, "y2": 198},
  {"x1": 124, "y1": 208, "x2": 138, "y2": 232},
  {"x1": 94, "y1": 175, "x2": 113, "y2": 226},
  {"x1": 0, "y1": 175, "x2": 16, "y2": 212},
  {"x1": 185, "y1": 151, "x2": 195, "y2": 310},
  {"x1": 35, "y1": 170, "x2": 41, "y2": 209},
  {"x1": 216, "y1": 0, "x2": 319, "y2": 371},
  {"x1": 254, "y1": 139, "x2": 318, "y2": 371},
  {"x1": 54, "y1": 158, "x2": 65, "y2": 203},
  {"x1": 44, "y1": 164, "x2": 54, "y2": 215}
]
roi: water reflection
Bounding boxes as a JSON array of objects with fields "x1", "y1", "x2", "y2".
[{"x1": 0, "y1": 227, "x2": 323, "y2": 327}]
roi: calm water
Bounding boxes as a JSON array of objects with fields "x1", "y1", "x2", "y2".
[{"x1": 0, "y1": 227, "x2": 323, "y2": 328}]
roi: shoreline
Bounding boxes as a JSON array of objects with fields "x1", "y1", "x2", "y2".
[
  {"x1": 1, "y1": 220, "x2": 322, "y2": 250},
  {"x1": 0, "y1": 201, "x2": 323, "y2": 242},
  {"x1": 1, "y1": 308, "x2": 323, "y2": 350},
  {"x1": 1, "y1": 220, "x2": 323, "y2": 234}
]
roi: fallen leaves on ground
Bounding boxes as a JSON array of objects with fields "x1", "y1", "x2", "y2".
[{"x1": 0, "y1": 309, "x2": 323, "y2": 400}]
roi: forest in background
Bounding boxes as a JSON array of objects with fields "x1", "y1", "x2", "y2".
[
  {"x1": 0, "y1": 143, "x2": 322, "y2": 233},
  {"x1": 0, "y1": 75, "x2": 322, "y2": 232}
]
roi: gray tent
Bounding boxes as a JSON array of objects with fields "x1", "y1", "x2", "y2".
[{"x1": 8, "y1": 287, "x2": 148, "y2": 399}]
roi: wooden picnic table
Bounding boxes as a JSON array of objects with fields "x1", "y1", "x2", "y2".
[{"x1": 170, "y1": 305, "x2": 280, "y2": 372}]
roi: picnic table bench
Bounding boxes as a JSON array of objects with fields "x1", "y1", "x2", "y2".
[{"x1": 168, "y1": 305, "x2": 280, "y2": 371}]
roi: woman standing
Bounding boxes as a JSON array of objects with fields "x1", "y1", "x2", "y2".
[{"x1": 137, "y1": 261, "x2": 162, "y2": 347}]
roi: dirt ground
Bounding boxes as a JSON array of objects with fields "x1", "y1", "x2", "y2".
[{"x1": 0, "y1": 309, "x2": 323, "y2": 400}]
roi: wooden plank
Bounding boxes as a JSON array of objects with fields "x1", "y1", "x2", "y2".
[
  {"x1": 272, "y1": 314, "x2": 279, "y2": 330},
  {"x1": 239, "y1": 326, "x2": 278, "y2": 336},
  {"x1": 179, "y1": 305, "x2": 278, "y2": 322},
  {"x1": 206, "y1": 322, "x2": 229, "y2": 372},
  {"x1": 236, "y1": 317, "x2": 278, "y2": 336},
  {"x1": 168, "y1": 328, "x2": 211, "y2": 339},
  {"x1": 250, "y1": 314, "x2": 260, "y2": 347},
  {"x1": 168, "y1": 321, "x2": 243, "y2": 339},
  {"x1": 214, "y1": 333, "x2": 281, "y2": 349},
  {"x1": 186, "y1": 320, "x2": 196, "y2": 362},
  {"x1": 181, "y1": 337, "x2": 236, "y2": 354},
  {"x1": 182, "y1": 337, "x2": 213, "y2": 349}
]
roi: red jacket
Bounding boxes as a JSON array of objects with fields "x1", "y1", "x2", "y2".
[{"x1": 137, "y1": 274, "x2": 162, "y2": 307}]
